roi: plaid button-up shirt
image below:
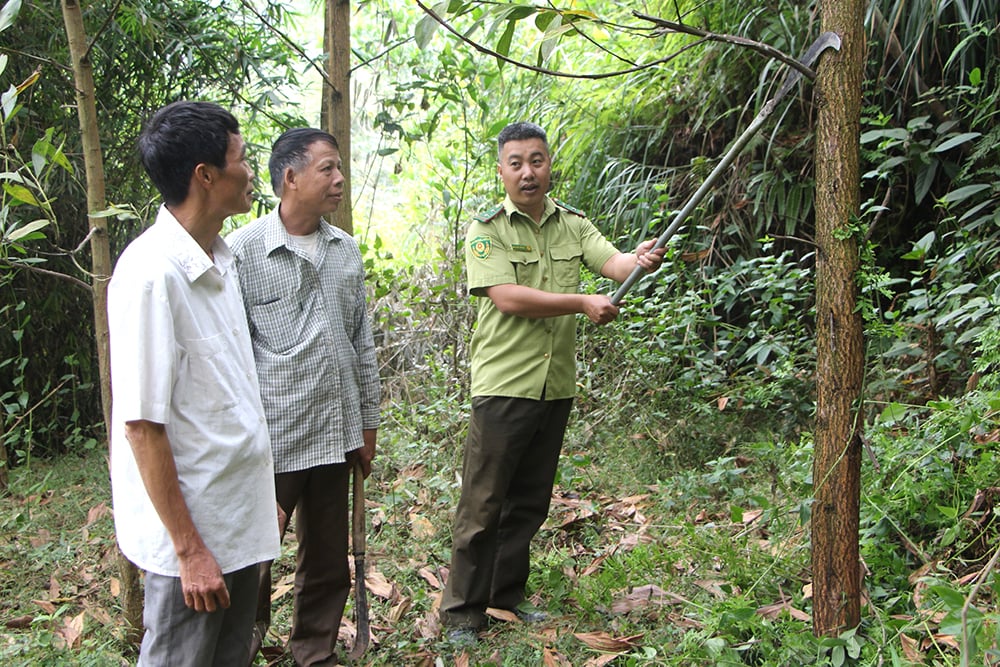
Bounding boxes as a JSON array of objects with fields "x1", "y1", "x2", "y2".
[{"x1": 228, "y1": 209, "x2": 380, "y2": 474}]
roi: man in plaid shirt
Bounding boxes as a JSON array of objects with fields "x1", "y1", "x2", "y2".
[{"x1": 228, "y1": 128, "x2": 380, "y2": 667}]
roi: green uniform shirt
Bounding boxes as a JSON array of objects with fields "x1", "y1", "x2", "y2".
[{"x1": 466, "y1": 195, "x2": 619, "y2": 400}]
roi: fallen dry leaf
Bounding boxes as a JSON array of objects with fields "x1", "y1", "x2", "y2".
[
  {"x1": 32, "y1": 599, "x2": 56, "y2": 614},
  {"x1": 415, "y1": 610, "x2": 440, "y2": 640},
  {"x1": 85, "y1": 502, "x2": 109, "y2": 527},
  {"x1": 610, "y1": 584, "x2": 685, "y2": 614},
  {"x1": 573, "y1": 631, "x2": 643, "y2": 652},
  {"x1": 365, "y1": 570, "x2": 395, "y2": 599},
  {"x1": 409, "y1": 512, "x2": 435, "y2": 539},
  {"x1": 388, "y1": 597, "x2": 410, "y2": 623},
  {"x1": 694, "y1": 579, "x2": 737, "y2": 599},
  {"x1": 583, "y1": 655, "x2": 620, "y2": 667},
  {"x1": 755, "y1": 599, "x2": 810, "y2": 622},
  {"x1": 543, "y1": 646, "x2": 572, "y2": 666},
  {"x1": 900, "y1": 633, "x2": 923, "y2": 663},
  {"x1": 485, "y1": 607, "x2": 519, "y2": 623},
  {"x1": 5, "y1": 615, "x2": 32, "y2": 629},
  {"x1": 418, "y1": 566, "x2": 441, "y2": 589},
  {"x1": 56, "y1": 610, "x2": 85, "y2": 649}
]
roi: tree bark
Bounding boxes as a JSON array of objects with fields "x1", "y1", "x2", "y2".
[
  {"x1": 811, "y1": 0, "x2": 866, "y2": 637},
  {"x1": 60, "y1": 0, "x2": 143, "y2": 646},
  {"x1": 322, "y1": 0, "x2": 353, "y2": 234}
]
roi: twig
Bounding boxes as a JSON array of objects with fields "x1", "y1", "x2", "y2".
[
  {"x1": 633, "y1": 12, "x2": 815, "y2": 79},
  {"x1": 414, "y1": 0, "x2": 687, "y2": 80},
  {"x1": 960, "y1": 542, "x2": 1000, "y2": 667},
  {"x1": 0, "y1": 260, "x2": 93, "y2": 293}
]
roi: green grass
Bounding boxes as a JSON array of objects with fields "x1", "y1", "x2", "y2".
[{"x1": 3, "y1": 388, "x2": 1000, "y2": 665}]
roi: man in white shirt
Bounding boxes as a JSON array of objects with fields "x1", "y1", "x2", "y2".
[{"x1": 108, "y1": 100, "x2": 282, "y2": 665}]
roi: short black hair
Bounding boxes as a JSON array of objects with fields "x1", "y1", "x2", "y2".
[
  {"x1": 269, "y1": 128, "x2": 340, "y2": 196},
  {"x1": 497, "y1": 122, "x2": 548, "y2": 157},
  {"x1": 138, "y1": 101, "x2": 240, "y2": 207}
]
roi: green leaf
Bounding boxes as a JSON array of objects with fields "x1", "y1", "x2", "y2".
[
  {"x1": 495, "y1": 19, "x2": 516, "y2": 59},
  {"x1": 534, "y1": 9, "x2": 556, "y2": 31},
  {"x1": 0, "y1": 0, "x2": 23, "y2": 34},
  {"x1": 900, "y1": 231, "x2": 934, "y2": 260},
  {"x1": 969, "y1": 67, "x2": 982, "y2": 86},
  {"x1": 2, "y1": 182, "x2": 38, "y2": 206},
  {"x1": 913, "y1": 161, "x2": 937, "y2": 205},
  {"x1": 878, "y1": 402, "x2": 909, "y2": 424},
  {"x1": 941, "y1": 184, "x2": 990, "y2": 206},
  {"x1": 932, "y1": 132, "x2": 981, "y2": 153},
  {"x1": 4, "y1": 219, "x2": 49, "y2": 242},
  {"x1": 415, "y1": 14, "x2": 439, "y2": 50}
]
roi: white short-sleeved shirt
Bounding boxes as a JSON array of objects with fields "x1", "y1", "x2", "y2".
[{"x1": 108, "y1": 206, "x2": 280, "y2": 576}]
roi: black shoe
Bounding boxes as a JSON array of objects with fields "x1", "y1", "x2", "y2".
[
  {"x1": 444, "y1": 626, "x2": 478, "y2": 648},
  {"x1": 512, "y1": 601, "x2": 548, "y2": 624}
]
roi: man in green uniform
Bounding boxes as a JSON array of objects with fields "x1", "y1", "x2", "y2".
[{"x1": 440, "y1": 121, "x2": 665, "y2": 645}]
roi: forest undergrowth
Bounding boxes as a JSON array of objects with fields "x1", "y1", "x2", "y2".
[{"x1": 4, "y1": 283, "x2": 1000, "y2": 666}]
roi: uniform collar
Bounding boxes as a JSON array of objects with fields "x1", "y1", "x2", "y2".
[{"x1": 502, "y1": 195, "x2": 556, "y2": 225}]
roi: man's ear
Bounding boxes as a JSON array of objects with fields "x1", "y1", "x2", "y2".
[
  {"x1": 192, "y1": 162, "x2": 214, "y2": 187},
  {"x1": 283, "y1": 166, "x2": 297, "y2": 191}
]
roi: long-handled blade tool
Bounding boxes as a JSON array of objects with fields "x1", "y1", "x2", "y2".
[
  {"x1": 347, "y1": 461, "x2": 370, "y2": 661},
  {"x1": 610, "y1": 31, "x2": 842, "y2": 306}
]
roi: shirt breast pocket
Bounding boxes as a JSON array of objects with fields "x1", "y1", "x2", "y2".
[
  {"x1": 550, "y1": 243, "x2": 583, "y2": 288},
  {"x1": 250, "y1": 292, "x2": 311, "y2": 354},
  {"x1": 511, "y1": 254, "x2": 541, "y2": 289},
  {"x1": 182, "y1": 334, "x2": 239, "y2": 413}
]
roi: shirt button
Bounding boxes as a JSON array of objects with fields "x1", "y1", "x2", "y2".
[{"x1": 544, "y1": 353, "x2": 550, "y2": 358}]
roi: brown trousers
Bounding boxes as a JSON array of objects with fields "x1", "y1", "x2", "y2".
[
  {"x1": 440, "y1": 395, "x2": 573, "y2": 629},
  {"x1": 257, "y1": 462, "x2": 351, "y2": 666}
]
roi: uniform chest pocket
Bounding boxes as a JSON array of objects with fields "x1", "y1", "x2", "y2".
[
  {"x1": 510, "y1": 253, "x2": 541, "y2": 288},
  {"x1": 550, "y1": 243, "x2": 583, "y2": 288}
]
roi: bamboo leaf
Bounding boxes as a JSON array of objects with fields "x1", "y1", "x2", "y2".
[
  {"x1": 2, "y1": 182, "x2": 38, "y2": 206},
  {"x1": 5, "y1": 218, "x2": 49, "y2": 242},
  {"x1": 0, "y1": 0, "x2": 23, "y2": 34},
  {"x1": 495, "y1": 19, "x2": 516, "y2": 61}
]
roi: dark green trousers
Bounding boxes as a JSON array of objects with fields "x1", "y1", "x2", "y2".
[{"x1": 440, "y1": 395, "x2": 573, "y2": 628}]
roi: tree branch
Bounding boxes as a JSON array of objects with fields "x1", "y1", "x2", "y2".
[
  {"x1": 0, "y1": 260, "x2": 93, "y2": 293},
  {"x1": 414, "y1": 0, "x2": 692, "y2": 80},
  {"x1": 633, "y1": 12, "x2": 816, "y2": 79}
]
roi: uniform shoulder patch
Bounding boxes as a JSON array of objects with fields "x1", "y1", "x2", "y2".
[
  {"x1": 553, "y1": 199, "x2": 587, "y2": 217},
  {"x1": 469, "y1": 235, "x2": 492, "y2": 260},
  {"x1": 474, "y1": 204, "x2": 504, "y2": 223}
]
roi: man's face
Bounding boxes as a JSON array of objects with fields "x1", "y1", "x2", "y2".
[
  {"x1": 289, "y1": 141, "x2": 345, "y2": 217},
  {"x1": 214, "y1": 133, "x2": 255, "y2": 216},
  {"x1": 497, "y1": 138, "x2": 551, "y2": 216}
]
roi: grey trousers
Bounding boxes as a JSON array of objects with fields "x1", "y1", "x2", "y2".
[
  {"x1": 138, "y1": 563, "x2": 259, "y2": 667},
  {"x1": 440, "y1": 395, "x2": 573, "y2": 629}
]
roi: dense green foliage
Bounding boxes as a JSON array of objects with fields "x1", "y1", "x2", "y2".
[
  {"x1": 1, "y1": 0, "x2": 308, "y2": 464},
  {"x1": 3, "y1": 0, "x2": 1000, "y2": 663}
]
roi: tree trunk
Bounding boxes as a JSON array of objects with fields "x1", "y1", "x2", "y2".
[
  {"x1": 60, "y1": 0, "x2": 143, "y2": 646},
  {"x1": 811, "y1": 0, "x2": 866, "y2": 637},
  {"x1": 322, "y1": 0, "x2": 353, "y2": 234}
]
